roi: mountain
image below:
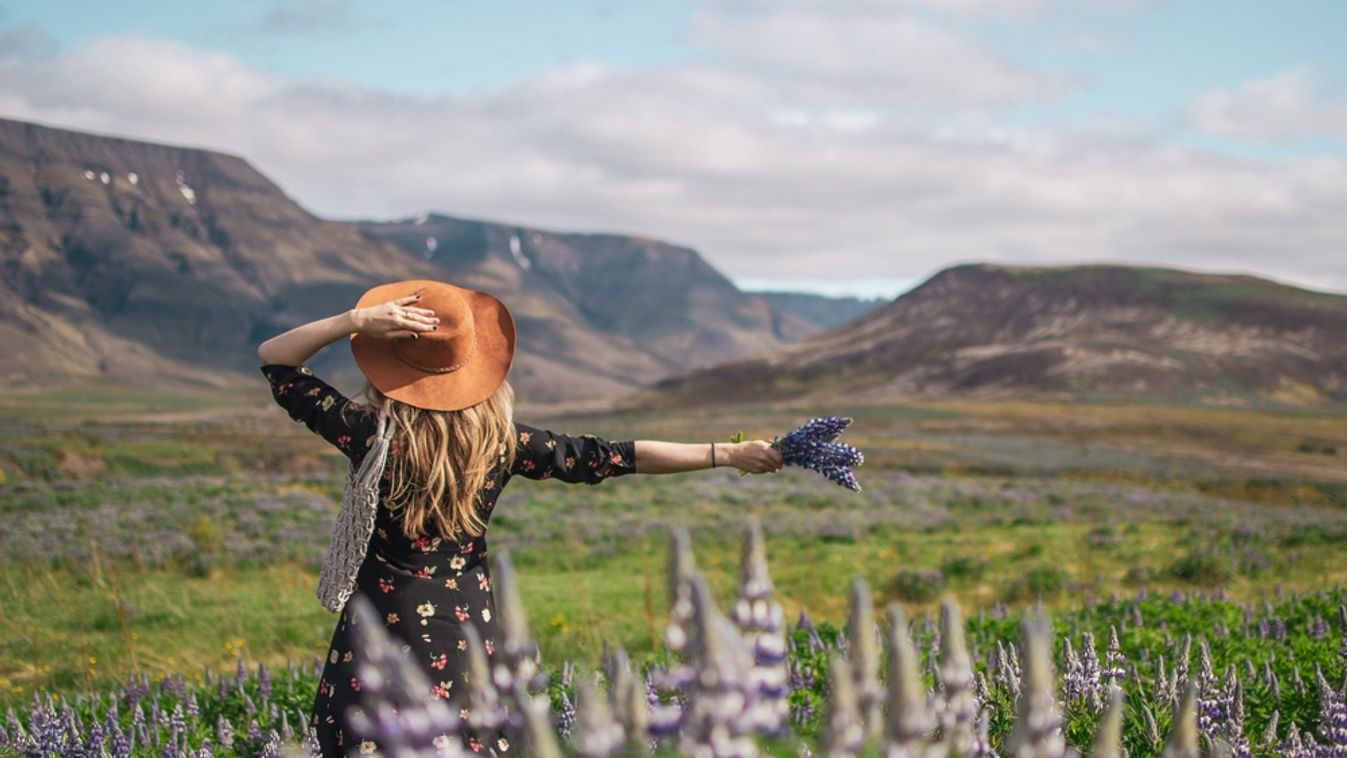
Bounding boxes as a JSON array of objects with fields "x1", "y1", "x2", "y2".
[
  {"x1": 354, "y1": 215, "x2": 815, "y2": 393},
  {"x1": 0, "y1": 117, "x2": 435, "y2": 392},
  {"x1": 0, "y1": 117, "x2": 810, "y2": 406},
  {"x1": 641, "y1": 263, "x2": 1347, "y2": 407},
  {"x1": 752, "y1": 291, "x2": 886, "y2": 331}
]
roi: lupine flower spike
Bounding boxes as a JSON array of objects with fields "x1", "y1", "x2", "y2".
[
  {"x1": 939, "y1": 598, "x2": 978, "y2": 756},
  {"x1": 573, "y1": 673, "x2": 623, "y2": 758},
  {"x1": 1164, "y1": 681, "x2": 1200, "y2": 758},
  {"x1": 767, "y1": 416, "x2": 865, "y2": 491},
  {"x1": 605, "y1": 650, "x2": 652, "y2": 753},
  {"x1": 1008, "y1": 612, "x2": 1066, "y2": 758},
  {"x1": 730, "y1": 517, "x2": 789, "y2": 736},
  {"x1": 822, "y1": 654, "x2": 865, "y2": 758},
  {"x1": 883, "y1": 604, "x2": 935, "y2": 756},
  {"x1": 1092, "y1": 687, "x2": 1124, "y2": 758},
  {"x1": 341, "y1": 594, "x2": 466, "y2": 758},
  {"x1": 845, "y1": 578, "x2": 884, "y2": 742}
]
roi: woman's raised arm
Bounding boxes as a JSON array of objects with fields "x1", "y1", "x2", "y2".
[
  {"x1": 633, "y1": 439, "x2": 782, "y2": 475},
  {"x1": 255, "y1": 296, "x2": 438, "y2": 366}
]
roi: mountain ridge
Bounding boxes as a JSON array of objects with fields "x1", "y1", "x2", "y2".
[
  {"x1": 0, "y1": 117, "x2": 813, "y2": 406},
  {"x1": 640, "y1": 262, "x2": 1347, "y2": 408}
]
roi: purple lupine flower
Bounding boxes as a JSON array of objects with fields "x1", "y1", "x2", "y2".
[
  {"x1": 821, "y1": 655, "x2": 864, "y2": 758},
  {"x1": 124, "y1": 672, "x2": 151, "y2": 709},
  {"x1": 1316, "y1": 669, "x2": 1347, "y2": 751},
  {"x1": 461, "y1": 621, "x2": 509, "y2": 738},
  {"x1": 884, "y1": 604, "x2": 935, "y2": 755},
  {"x1": 572, "y1": 674, "x2": 623, "y2": 758},
  {"x1": 1167, "y1": 682, "x2": 1200, "y2": 758},
  {"x1": 109, "y1": 725, "x2": 132, "y2": 758},
  {"x1": 215, "y1": 714, "x2": 234, "y2": 750},
  {"x1": 678, "y1": 574, "x2": 762, "y2": 757},
  {"x1": 1271, "y1": 618, "x2": 1287, "y2": 641},
  {"x1": 1078, "y1": 632, "x2": 1103, "y2": 703},
  {"x1": 792, "y1": 415, "x2": 853, "y2": 442},
  {"x1": 1059, "y1": 637, "x2": 1081, "y2": 701},
  {"x1": 844, "y1": 578, "x2": 883, "y2": 743},
  {"x1": 938, "y1": 599, "x2": 978, "y2": 755},
  {"x1": 1007, "y1": 614, "x2": 1066, "y2": 758},
  {"x1": 1094, "y1": 689, "x2": 1125, "y2": 758},
  {"x1": 1103, "y1": 626, "x2": 1127, "y2": 687},
  {"x1": 1280, "y1": 722, "x2": 1314, "y2": 758},
  {"x1": 342, "y1": 593, "x2": 467, "y2": 757},
  {"x1": 490, "y1": 551, "x2": 565, "y2": 756},
  {"x1": 729, "y1": 518, "x2": 789, "y2": 736},
  {"x1": 6, "y1": 707, "x2": 26, "y2": 748},
  {"x1": 605, "y1": 649, "x2": 651, "y2": 752},
  {"x1": 84, "y1": 711, "x2": 105, "y2": 756},
  {"x1": 556, "y1": 690, "x2": 576, "y2": 741},
  {"x1": 258, "y1": 662, "x2": 272, "y2": 700},
  {"x1": 771, "y1": 416, "x2": 864, "y2": 491}
]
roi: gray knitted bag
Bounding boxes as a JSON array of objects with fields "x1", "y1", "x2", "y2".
[{"x1": 317, "y1": 406, "x2": 394, "y2": 613}]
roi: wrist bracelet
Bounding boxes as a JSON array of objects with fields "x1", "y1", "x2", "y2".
[{"x1": 711, "y1": 442, "x2": 717, "y2": 468}]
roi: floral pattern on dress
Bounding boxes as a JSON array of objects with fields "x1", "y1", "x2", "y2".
[{"x1": 260, "y1": 363, "x2": 636, "y2": 757}]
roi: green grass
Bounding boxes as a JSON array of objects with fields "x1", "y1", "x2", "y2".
[
  {"x1": 3, "y1": 395, "x2": 1347, "y2": 710},
  {"x1": 6, "y1": 509, "x2": 1347, "y2": 707}
]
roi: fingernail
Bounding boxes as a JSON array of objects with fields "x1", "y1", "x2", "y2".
[
  {"x1": 431, "y1": 326, "x2": 437, "y2": 330},
  {"x1": 412, "y1": 334, "x2": 419, "y2": 340}
]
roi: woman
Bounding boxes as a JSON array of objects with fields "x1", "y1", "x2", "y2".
[{"x1": 256, "y1": 279, "x2": 783, "y2": 756}]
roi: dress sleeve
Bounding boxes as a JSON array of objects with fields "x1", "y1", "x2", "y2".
[
  {"x1": 260, "y1": 363, "x2": 378, "y2": 465},
  {"x1": 509, "y1": 422, "x2": 637, "y2": 484}
]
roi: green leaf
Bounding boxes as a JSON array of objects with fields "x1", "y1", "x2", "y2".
[{"x1": 729, "y1": 431, "x2": 748, "y2": 476}]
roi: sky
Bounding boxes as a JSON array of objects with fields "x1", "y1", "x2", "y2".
[{"x1": 1, "y1": 1, "x2": 1344, "y2": 298}]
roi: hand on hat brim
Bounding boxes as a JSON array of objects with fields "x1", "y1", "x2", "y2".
[{"x1": 353, "y1": 295, "x2": 441, "y2": 340}]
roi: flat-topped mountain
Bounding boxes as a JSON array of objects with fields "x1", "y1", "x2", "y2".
[
  {"x1": 643, "y1": 263, "x2": 1347, "y2": 407},
  {"x1": 355, "y1": 215, "x2": 814, "y2": 385},
  {"x1": 0, "y1": 117, "x2": 811, "y2": 405}
]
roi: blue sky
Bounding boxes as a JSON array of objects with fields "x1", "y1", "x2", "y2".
[{"x1": 2, "y1": 0, "x2": 1345, "y2": 297}]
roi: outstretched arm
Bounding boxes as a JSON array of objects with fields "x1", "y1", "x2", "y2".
[
  {"x1": 634, "y1": 439, "x2": 782, "y2": 475},
  {"x1": 256, "y1": 295, "x2": 439, "y2": 366}
]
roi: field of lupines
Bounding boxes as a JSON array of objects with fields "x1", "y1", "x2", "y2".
[
  {"x1": 4, "y1": 521, "x2": 1346, "y2": 757},
  {"x1": 3, "y1": 396, "x2": 1347, "y2": 756}
]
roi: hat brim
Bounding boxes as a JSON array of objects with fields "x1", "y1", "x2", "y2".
[{"x1": 349, "y1": 279, "x2": 515, "y2": 411}]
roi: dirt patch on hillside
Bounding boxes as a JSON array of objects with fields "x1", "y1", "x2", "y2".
[{"x1": 58, "y1": 450, "x2": 107, "y2": 479}]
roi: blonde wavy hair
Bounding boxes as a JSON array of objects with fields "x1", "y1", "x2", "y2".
[{"x1": 360, "y1": 380, "x2": 518, "y2": 541}]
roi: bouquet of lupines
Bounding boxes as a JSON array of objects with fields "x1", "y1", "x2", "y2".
[{"x1": 747, "y1": 416, "x2": 864, "y2": 491}]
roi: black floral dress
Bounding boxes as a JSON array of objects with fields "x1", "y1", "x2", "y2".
[{"x1": 260, "y1": 364, "x2": 637, "y2": 757}]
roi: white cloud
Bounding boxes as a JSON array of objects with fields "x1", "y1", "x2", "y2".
[
  {"x1": 1191, "y1": 67, "x2": 1347, "y2": 142},
  {"x1": 0, "y1": 14, "x2": 1345, "y2": 297},
  {"x1": 684, "y1": 7, "x2": 1075, "y2": 107}
]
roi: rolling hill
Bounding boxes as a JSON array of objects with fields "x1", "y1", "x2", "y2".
[{"x1": 641, "y1": 263, "x2": 1347, "y2": 407}]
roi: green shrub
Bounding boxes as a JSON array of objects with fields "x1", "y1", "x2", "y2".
[
  {"x1": 939, "y1": 555, "x2": 987, "y2": 580},
  {"x1": 186, "y1": 514, "x2": 224, "y2": 555},
  {"x1": 886, "y1": 569, "x2": 946, "y2": 603},
  {"x1": 1167, "y1": 550, "x2": 1232, "y2": 585},
  {"x1": 1002, "y1": 565, "x2": 1068, "y2": 601},
  {"x1": 1123, "y1": 565, "x2": 1157, "y2": 585}
]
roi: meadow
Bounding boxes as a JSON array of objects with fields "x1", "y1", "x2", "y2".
[{"x1": 1, "y1": 387, "x2": 1346, "y2": 754}]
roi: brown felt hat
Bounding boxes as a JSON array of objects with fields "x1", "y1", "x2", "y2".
[{"x1": 350, "y1": 279, "x2": 515, "y2": 411}]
